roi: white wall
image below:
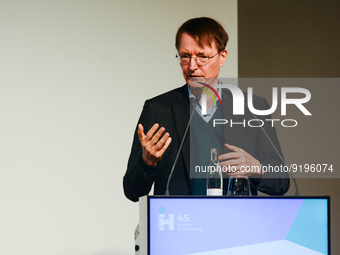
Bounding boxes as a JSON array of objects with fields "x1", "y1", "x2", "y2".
[{"x1": 0, "y1": 1, "x2": 237, "y2": 254}]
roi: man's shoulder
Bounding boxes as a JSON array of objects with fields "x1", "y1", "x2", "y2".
[{"x1": 146, "y1": 84, "x2": 188, "y2": 103}]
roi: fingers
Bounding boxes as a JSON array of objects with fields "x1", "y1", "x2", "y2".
[
  {"x1": 138, "y1": 123, "x2": 172, "y2": 166},
  {"x1": 159, "y1": 136, "x2": 172, "y2": 154},
  {"x1": 218, "y1": 152, "x2": 239, "y2": 161},
  {"x1": 144, "y1": 124, "x2": 167, "y2": 147},
  {"x1": 224, "y1": 143, "x2": 242, "y2": 152},
  {"x1": 156, "y1": 131, "x2": 171, "y2": 149},
  {"x1": 219, "y1": 161, "x2": 256, "y2": 177},
  {"x1": 151, "y1": 127, "x2": 166, "y2": 145},
  {"x1": 145, "y1": 123, "x2": 160, "y2": 141},
  {"x1": 139, "y1": 123, "x2": 165, "y2": 144},
  {"x1": 218, "y1": 143, "x2": 262, "y2": 177},
  {"x1": 137, "y1": 124, "x2": 145, "y2": 141},
  {"x1": 219, "y1": 159, "x2": 239, "y2": 167}
]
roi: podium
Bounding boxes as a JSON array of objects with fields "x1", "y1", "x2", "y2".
[{"x1": 135, "y1": 195, "x2": 329, "y2": 255}]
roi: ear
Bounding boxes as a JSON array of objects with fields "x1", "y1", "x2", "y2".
[{"x1": 219, "y1": 50, "x2": 228, "y2": 67}]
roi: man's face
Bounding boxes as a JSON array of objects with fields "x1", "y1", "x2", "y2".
[{"x1": 178, "y1": 32, "x2": 227, "y2": 88}]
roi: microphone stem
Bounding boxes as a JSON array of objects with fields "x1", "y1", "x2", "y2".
[{"x1": 165, "y1": 94, "x2": 201, "y2": 195}]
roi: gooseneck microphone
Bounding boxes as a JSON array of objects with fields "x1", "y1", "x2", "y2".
[
  {"x1": 165, "y1": 93, "x2": 202, "y2": 196},
  {"x1": 238, "y1": 89, "x2": 300, "y2": 196},
  {"x1": 253, "y1": 116, "x2": 300, "y2": 196},
  {"x1": 222, "y1": 85, "x2": 300, "y2": 196}
]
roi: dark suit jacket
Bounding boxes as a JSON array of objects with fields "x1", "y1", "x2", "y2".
[{"x1": 123, "y1": 85, "x2": 290, "y2": 202}]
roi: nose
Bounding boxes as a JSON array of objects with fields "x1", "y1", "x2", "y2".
[{"x1": 188, "y1": 56, "x2": 198, "y2": 71}]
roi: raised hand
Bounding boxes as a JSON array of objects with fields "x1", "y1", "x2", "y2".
[{"x1": 138, "y1": 123, "x2": 172, "y2": 166}]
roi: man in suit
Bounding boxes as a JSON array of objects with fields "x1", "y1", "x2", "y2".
[{"x1": 123, "y1": 17, "x2": 290, "y2": 202}]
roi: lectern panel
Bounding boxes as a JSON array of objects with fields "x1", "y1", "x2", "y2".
[{"x1": 148, "y1": 196, "x2": 329, "y2": 255}]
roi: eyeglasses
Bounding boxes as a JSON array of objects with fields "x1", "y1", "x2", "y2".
[{"x1": 175, "y1": 51, "x2": 220, "y2": 66}]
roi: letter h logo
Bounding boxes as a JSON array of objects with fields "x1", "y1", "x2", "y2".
[{"x1": 158, "y1": 214, "x2": 175, "y2": 231}]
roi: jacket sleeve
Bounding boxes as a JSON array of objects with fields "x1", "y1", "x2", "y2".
[{"x1": 123, "y1": 100, "x2": 160, "y2": 202}]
